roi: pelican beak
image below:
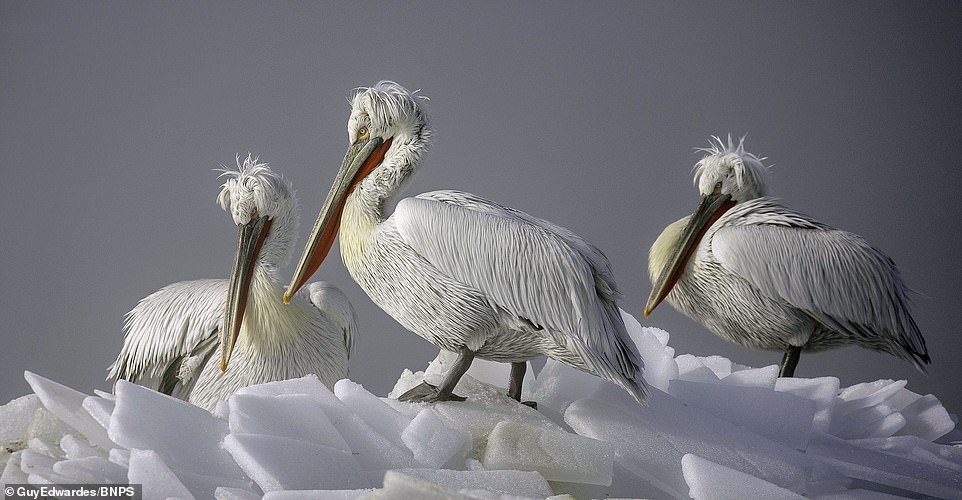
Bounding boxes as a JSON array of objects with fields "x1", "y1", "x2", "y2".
[
  {"x1": 284, "y1": 136, "x2": 394, "y2": 303},
  {"x1": 644, "y1": 192, "x2": 735, "y2": 317},
  {"x1": 220, "y1": 215, "x2": 272, "y2": 372}
]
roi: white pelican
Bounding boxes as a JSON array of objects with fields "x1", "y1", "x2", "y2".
[
  {"x1": 645, "y1": 136, "x2": 929, "y2": 377},
  {"x1": 108, "y1": 155, "x2": 356, "y2": 411},
  {"x1": 284, "y1": 81, "x2": 647, "y2": 404}
]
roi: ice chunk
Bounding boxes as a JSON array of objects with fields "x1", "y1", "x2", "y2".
[
  {"x1": 392, "y1": 469, "x2": 553, "y2": 498},
  {"x1": 835, "y1": 380, "x2": 907, "y2": 417},
  {"x1": 224, "y1": 433, "x2": 369, "y2": 492},
  {"x1": 240, "y1": 378, "x2": 416, "y2": 470},
  {"x1": 431, "y1": 396, "x2": 563, "y2": 456},
  {"x1": 215, "y1": 487, "x2": 262, "y2": 500},
  {"x1": 228, "y1": 393, "x2": 349, "y2": 452},
  {"x1": 483, "y1": 420, "x2": 613, "y2": 485},
  {"x1": 565, "y1": 388, "x2": 811, "y2": 498},
  {"x1": 82, "y1": 396, "x2": 114, "y2": 430},
  {"x1": 1, "y1": 397, "x2": 36, "y2": 465},
  {"x1": 235, "y1": 374, "x2": 338, "y2": 400},
  {"x1": 896, "y1": 394, "x2": 955, "y2": 441},
  {"x1": 60, "y1": 434, "x2": 104, "y2": 459},
  {"x1": 263, "y1": 490, "x2": 373, "y2": 499},
  {"x1": 26, "y1": 436, "x2": 61, "y2": 459},
  {"x1": 127, "y1": 448, "x2": 195, "y2": 500},
  {"x1": 805, "y1": 460, "x2": 852, "y2": 496},
  {"x1": 547, "y1": 462, "x2": 669, "y2": 500},
  {"x1": 700, "y1": 355, "x2": 734, "y2": 379},
  {"x1": 24, "y1": 371, "x2": 114, "y2": 450},
  {"x1": 1, "y1": 450, "x2": 29, "y2": 486},
  {"x1": 775, "y1": 377, "x2": 840, "y2": 434},
  {"x1": 0, "y1": 394, "x2": 41, "y2": 441},
  {"x1": 335, "y1": 380, "x2": 411, "y2": 448},
  {"x1": 722, "y1": 364, "x2": 778, "y2": 389},
  {"x1": 811, "y1": 489, "x2": 915, "y2": 499},
  {"x1": 674, "y1": 355, "x2": 721, "y2": 383},
  {"x1": 525, "y1": 358, "x2": 605, "y2": 414},
  {"x1": 19, "y1": 449, "x2": 76, "y2": 485},
  {"x1": 885, "y1": 387, "x2": 924, "y2": 412},
  {"x1": 214, "y1": 400, "x2": 230, "y2": 420},
  {"x1": 849, "y1": 435, "x2": 962, "y2": 472},
  {"x1": 53, "y1": 456, "x2": 128, "y2": 484},
  {"x1": 25, "y1": 407, "x2": 75, "y2": 451},
  {"x1": 363, "y1": 470, "x2": 471, "y2": 500},
  {"x1": 682, "y1": 453, "x2": 805, "y2": 499},
  {"x1": 108, "y1": 380, "x2": 246, "y2": 482},
  {"x1": 621, "y1": 310, "x2": 678, "y2": 393},
  {"x1": 807, "y1": 432, "x2": 962, "y2": 498},
  {"x1": 324, "y1": 406, "x2": 418, "y2": 470},
  {"x1": 668, "y1": 379, "x2": 816, "y2": 449},
  {"x1": 830, "y1": 405, "x2": 906, "y2": 440},
  {"x1": 401, "y1": 408, "x2": 469, "y2": 468},
  {"x1": 108, "y1": 448, "x2": 130, "y2": 468},
  {"x1": 19, "y1": 449, "x2": 57, "y2": 472}
]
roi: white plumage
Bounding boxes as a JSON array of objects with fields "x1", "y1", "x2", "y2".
[
  {"x1": 646, "y1": 136, "x2": 929, "y2": 376},
  {"x1": 286, "y1": 82, "x2": 647, "y2": 404},
  {"x1": 108, "y1": 156, "x2": 355, "y2": 411}
]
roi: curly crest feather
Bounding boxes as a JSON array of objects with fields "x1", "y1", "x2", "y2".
[
  {"x1": 216, "y1": 154, "x2": 294, "y2": 225},
  {"x1": 692, "y1": 135, "x2": 770, "y2": 201}
]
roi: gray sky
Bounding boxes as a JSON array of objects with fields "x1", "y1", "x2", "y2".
[{"x1": 2, "y1": 1, "x2": 960, "y2": 415}]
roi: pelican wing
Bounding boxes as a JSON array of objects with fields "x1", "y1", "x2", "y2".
[
  {"x1": 394, "y1": 190, "x2": 644, "y2": 394},
  {"x1": 107, "y1": 279, "x2": 226, "y2": 391},
  {"x1": 306, "y1": 281, "x2": 357, "y2": 359},
  {"x1": 712, "y1": 199, "x2": 927, "y2": 365}
]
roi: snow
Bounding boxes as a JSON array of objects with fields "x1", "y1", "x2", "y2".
[{"x1": 2, "y1": 311, "x2": 959, "y2": 499}]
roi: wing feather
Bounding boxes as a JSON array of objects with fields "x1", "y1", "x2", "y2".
[
  {"x1": 395, "y1": 191, "x2": 645, "y2": 398},
  {"x1": 107, "y1": 279, "x2": 227, "y2": 389},
  {"x1": 712, "y1": 200, "x2": 927, "y2": 365},
  {"x1": 305, "y1": 281, "x2": 357, "y2": 359}
]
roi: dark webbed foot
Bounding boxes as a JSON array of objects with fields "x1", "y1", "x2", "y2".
[
  {"x1": 520, "y1": 400, "x2": 538, "y2": 409},
  {"x1": 397, "y1": 381, "x2": 466, "y2": 403}
]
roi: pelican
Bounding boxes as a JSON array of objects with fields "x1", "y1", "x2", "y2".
[
  {"x1": 108, "y1": 155, "x2": 356, "y2": 411},
  {"x1": 645, "y1": 136, "x2": 929, "y2": 377},
  {"x1": 284, "y1": 81, "x2": 647, "y2": 404}
]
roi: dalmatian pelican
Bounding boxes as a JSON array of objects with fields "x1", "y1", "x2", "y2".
[
  {"x1": 285, "y1": 82, "x2": 647, "y2": 404},
  {"x1": 108, "y1": 155, "x2": 356, "y2": 411},
  {"x1": 646, "y1": 136, "x2": 929, "y2": 377}
]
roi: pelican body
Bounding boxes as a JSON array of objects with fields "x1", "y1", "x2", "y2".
[
  {"x1": 286, "y1": 82, "x2": 647, "y2": 404},
  {"x1": 646, "y1": 137, "x2": 929, "y2": 376},
  {"x1": 108, "y1": 156, "x2": 355, "y2": 411}
]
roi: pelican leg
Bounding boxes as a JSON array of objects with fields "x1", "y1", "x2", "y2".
[
  {"x1": 779, "y1": 346, "x2": 801, "y2": 377},
  {"x1": 398, "y1": 348, "x2": 474, "y2": 403},
  {"x1": 507, "y1": 362, "x2": 538, "y2": 409}
]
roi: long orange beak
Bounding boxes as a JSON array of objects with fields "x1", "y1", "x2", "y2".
[
  {"x1": 221, "y1": 216, "x2": 272, "y2": 371},
  {"x1": 644, "y1": 192, "x2": 735, "y2": 317},
  {"x1": 284, "y1": 136, "x2": 393, "y2": 302}
]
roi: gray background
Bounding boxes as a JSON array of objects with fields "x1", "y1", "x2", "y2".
[{"x1": 2, "y1": 1, "x2": 960, "y2": 415}]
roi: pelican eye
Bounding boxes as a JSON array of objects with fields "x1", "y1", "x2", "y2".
[
  {"x1": 251, "y1": 207, "x2": 259, "y2": 218},
  {"x1": 357, "y1": 126, "x2": 369, "y2": 140},
  {"x1": 713, "y1": 182, "x2": 723, "y2": 192}
]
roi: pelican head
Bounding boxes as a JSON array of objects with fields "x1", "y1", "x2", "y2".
[
  {"x1": 693, "y1": 135, "x2": 769, "y2": 202},
  {"x1": 285, "y1": 81, "x2": 431, "y2": 301},
  {"x1": 645, "y1": 136, "x2": 770, "y2": 317},
  {"x1": 217, "y1": 155, "x2": 297, "y2": 371}
]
